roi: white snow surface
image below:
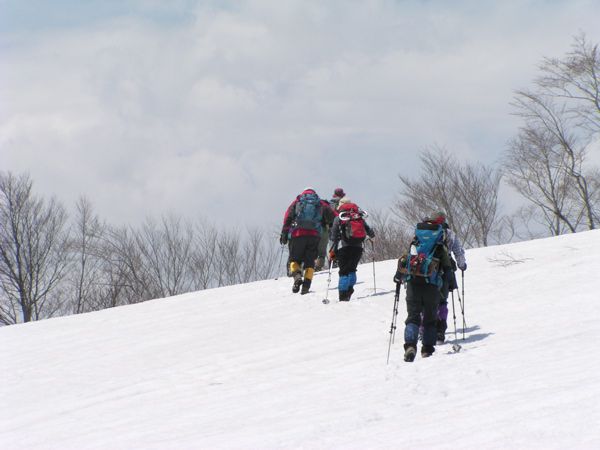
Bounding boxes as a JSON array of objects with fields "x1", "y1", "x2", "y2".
[{"x1": 2, "y1": 231, "x2": 600, "y2": 449}]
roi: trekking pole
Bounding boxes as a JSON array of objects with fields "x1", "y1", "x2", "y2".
[
  {"x1": 322, "y1": 259, "x2": 335, "y2": 304},
  {"x1": 274, "y1": 244, "x2": 286, "y2": 280},
  {"x1": 456, "y1": 270, "x2": 466, "y2": 339},
  {"x1": 370, "y1": 239, "x2": 377, "y2": 294},
  {"x1": 386, "y1": 282, "x2": 402, "y2": 364},
  {"x1": 461, "y1": 270, "x2": 466, "y2": 334},
  {"x1": 450, "y1": 291, "x2": 462, "y2": 352}
]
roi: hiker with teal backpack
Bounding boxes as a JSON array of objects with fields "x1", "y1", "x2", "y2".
[
  {"x1": 394, "y1": 216, "x2": 452, "y2": 361},
  {"x1": 329, "y1": 197, "x2": 375, "y2": 301},
  {"x1": 280, "y1": 188, "x2": 335, "y2": 294}
]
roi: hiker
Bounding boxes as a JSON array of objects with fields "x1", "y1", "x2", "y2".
[
  {"x1": 326, "y1": 188, "x2": 345, "y2": 269},
  {"x1": 315, "y1": 198, "x2": 336, "y2": 271},
  {"x1": 429, "y1": 211, "x2": 467, "y2": 343},
  {"x1": 394, "y1": 216, "x2": 452, "y2": 361},
  {"x1": 280, "y1": 188, "x2": 335, "y2": 294},
  {"x1": 329, "y1": 197, "x2": 375, "y2": 301},
  {"x1": 329, "y1": 187, "x2": 345, "y2": 211}
]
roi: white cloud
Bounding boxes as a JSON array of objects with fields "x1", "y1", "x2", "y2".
[{"x1": 1, "y1": 0, "x2": 600, "y2": 226}]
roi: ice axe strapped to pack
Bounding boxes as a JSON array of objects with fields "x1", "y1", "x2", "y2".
[{"x1": 338, "y1": 203, "x2": 368, "y2": 243}]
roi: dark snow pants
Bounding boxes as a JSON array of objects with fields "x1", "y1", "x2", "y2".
[
  {"x1": 289, "y1": 235, "x2": 320, "y2": 270},
  {"x1": 404, "y1": 281, "x2": 440, "y2": 347}
]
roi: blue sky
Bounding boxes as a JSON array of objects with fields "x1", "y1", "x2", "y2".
[{"x1": 1, "y1": 0, "x2": 599, "y2": 229}]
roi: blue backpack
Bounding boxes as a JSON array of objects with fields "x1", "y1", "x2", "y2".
[
  {"x1": 399, "y1": 222, "x2": 445, "y2": 285},
  {"x1": 294, "y1": 192, "x2": 323, "y2": 232}
]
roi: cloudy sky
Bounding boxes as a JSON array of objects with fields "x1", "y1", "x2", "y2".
[{"x1": 1, "y1": 0, "x2": 599, "y2": 230}]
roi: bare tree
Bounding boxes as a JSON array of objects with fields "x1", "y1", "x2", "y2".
[
  {"x1": 537, "y1": 33, "x2": 600, "y2": 133},
  {"x1": 215, "y1": 229, "x2": 242, "y2": 286},
  {"x1": 0, "y1": 172, "x2": 296, "y2": 324},
  {"x1": 503, "y1": 125, "x2": 580, "y2": 235},
  {"x1": 68, "y1": 196, "x2": 106, "y2": 314},
  {"x1": 362, "y1": 208, "x2": 411, "y2": 262},
  {"x1": 134, "y1": 215, "x2": 195, "y2": 298},
  {"x1": 100, "y1": 225, "x2": 156, "y2": 305},
  {"x1": 453, "y1": 161, "x2": 502, "y2": 247},
  {"x1": 0, "y1": 172, "x2": 69, "y2": 324},
  {"x1": 508, "y1": 34, "x2": 600, "y2": 232},
  {"x1": 394, "y1": 147, "x2": 502, "y2": 248},
  {"x1": 192, "y1": 220, "x2": 220, "y2": 290},
  {"x1": 240, "y1": 227, "x2": 280, "y2": 282}
]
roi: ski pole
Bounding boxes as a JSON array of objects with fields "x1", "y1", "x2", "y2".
[
  {"x1": 322, "y1": 258, "x2": 335, "y2": 304},
  {"x1": 386, "y1": 282, "x2": 402, "y2": 364},
  {"x1": 450, "y1": 291, "x2": 462, "y2": 353},
  {"x1": 370, "y1": 239, "x2": 377, "y2": 294},
  {"x1": 274, "y1": 244, "x2": 286, "y2": 280}
]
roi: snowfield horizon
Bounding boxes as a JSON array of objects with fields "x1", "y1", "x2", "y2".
[{"x1": 2, "y1": 231, "x2": 600, "y2": 449}]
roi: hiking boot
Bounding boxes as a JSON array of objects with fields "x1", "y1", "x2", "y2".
[
  {"x1": 421, "y1": 345, "x2": 435, "y2": 358},
  {"x1": 314, "y1": 257, "x2": 324, "y2": 272},
  {"x1": 339, "y1": 290, "x2": 350, "y2": 301},
  {"x1": 300, "y1": 279, "x2": 311, "y2": 295},
  {"x1": 436, "y1": 331, "x2": 445, "y2": 345},
  {"x1": 403, "y1": 345, "x2": 417, "y2": 362},
  {"x1": 292, "y1": 272, "x2": 303, "y2": 293},
  {"x1": 348, "y1": 287, "x2": 354, "y2": 299}
]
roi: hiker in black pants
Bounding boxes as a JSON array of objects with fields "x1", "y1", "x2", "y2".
[
  {"x1": 329, "y1": 197, "x2": 374, "y2": 301},
  {"x1": 394, "y1": 219, "x2": 452, "y2": 361}
]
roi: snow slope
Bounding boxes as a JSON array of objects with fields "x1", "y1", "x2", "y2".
[{"x1": 2, "y1": 231, "x2": 600, "y2": 449}]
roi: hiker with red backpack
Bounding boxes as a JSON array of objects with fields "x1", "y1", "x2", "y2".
[
  {"x1": 280, "y1": 188, "x2": 335, "y2": 295},
  {"x1": 394, "y1": 215, "x2": 452, "y2": 361},
  {"x1": 328, "y1": 197, "x2": 375, "y2": 301}
]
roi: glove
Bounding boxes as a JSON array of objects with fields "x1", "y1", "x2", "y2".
[
  {"x1": 459, "y1": 262, "x2": 467, "y2": 272},
  {"x1": 279, "y1": 232, "x2": 288, "y2": 246},
  {"x1": 393, "y1": 270, "x2": 403, "y2": 284},
  {"x1": 328, "y1": 249, "x2": 336, "y2": 260}
]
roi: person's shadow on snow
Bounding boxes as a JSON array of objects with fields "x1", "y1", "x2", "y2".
[{"x1": 450, "y1": 326, "x2": 494, "y2": 344}]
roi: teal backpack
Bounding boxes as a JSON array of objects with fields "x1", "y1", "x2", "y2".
[{"x1": 294, "y1": 192, "x2": 323, "y2": 232}]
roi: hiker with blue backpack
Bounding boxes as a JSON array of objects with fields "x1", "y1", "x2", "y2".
[
  {"x1": 394, "y1": 216, "x2": 452, "y2": 361},
  {"x1": 329, "y1": 197, "x2": 375, "y2": 301},
  {"x1": 280, "y1": 188, "x2": 335, "y2": 295},
  {"x1": 429, "y1": 211, "x2": 467, "y2": 344}
]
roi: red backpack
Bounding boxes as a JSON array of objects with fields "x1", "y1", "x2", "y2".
[{"x1": 338, "y1": 202, "x2": 367, "y2": 243}]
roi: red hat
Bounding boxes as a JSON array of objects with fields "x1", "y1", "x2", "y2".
[{"x1": 334, "y1": 188, "x2": 345, "y2": 197}]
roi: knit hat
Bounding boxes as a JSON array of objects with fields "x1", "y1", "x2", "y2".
[
  {"x1": 302, "y1": 186, "x2": 316, "y2": 194},
  {"x1": 430, "y1": 210, "x2": 446, "y2": 225},
  {"x1": 334, "y1": 187, "x2": 345, "y2": 197}
]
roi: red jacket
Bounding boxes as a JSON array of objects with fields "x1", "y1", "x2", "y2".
[{"x1": 282, "y1": 190, "x2": 335, "y2": 238}]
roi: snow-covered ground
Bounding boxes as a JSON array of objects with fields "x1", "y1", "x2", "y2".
[{"x1": 2, "y1": 231, "x2": 600, "y2": 449}]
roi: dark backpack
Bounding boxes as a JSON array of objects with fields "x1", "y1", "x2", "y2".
[
  {"x1": 398, "y1": 222, "x2": 445, "y2": 285},
  {"x1": 338, "y1": 202, "x2": 367, "y2": 244},
  {"x1": 294, "y1": 192, "x2": 323, "y2": 232}
]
